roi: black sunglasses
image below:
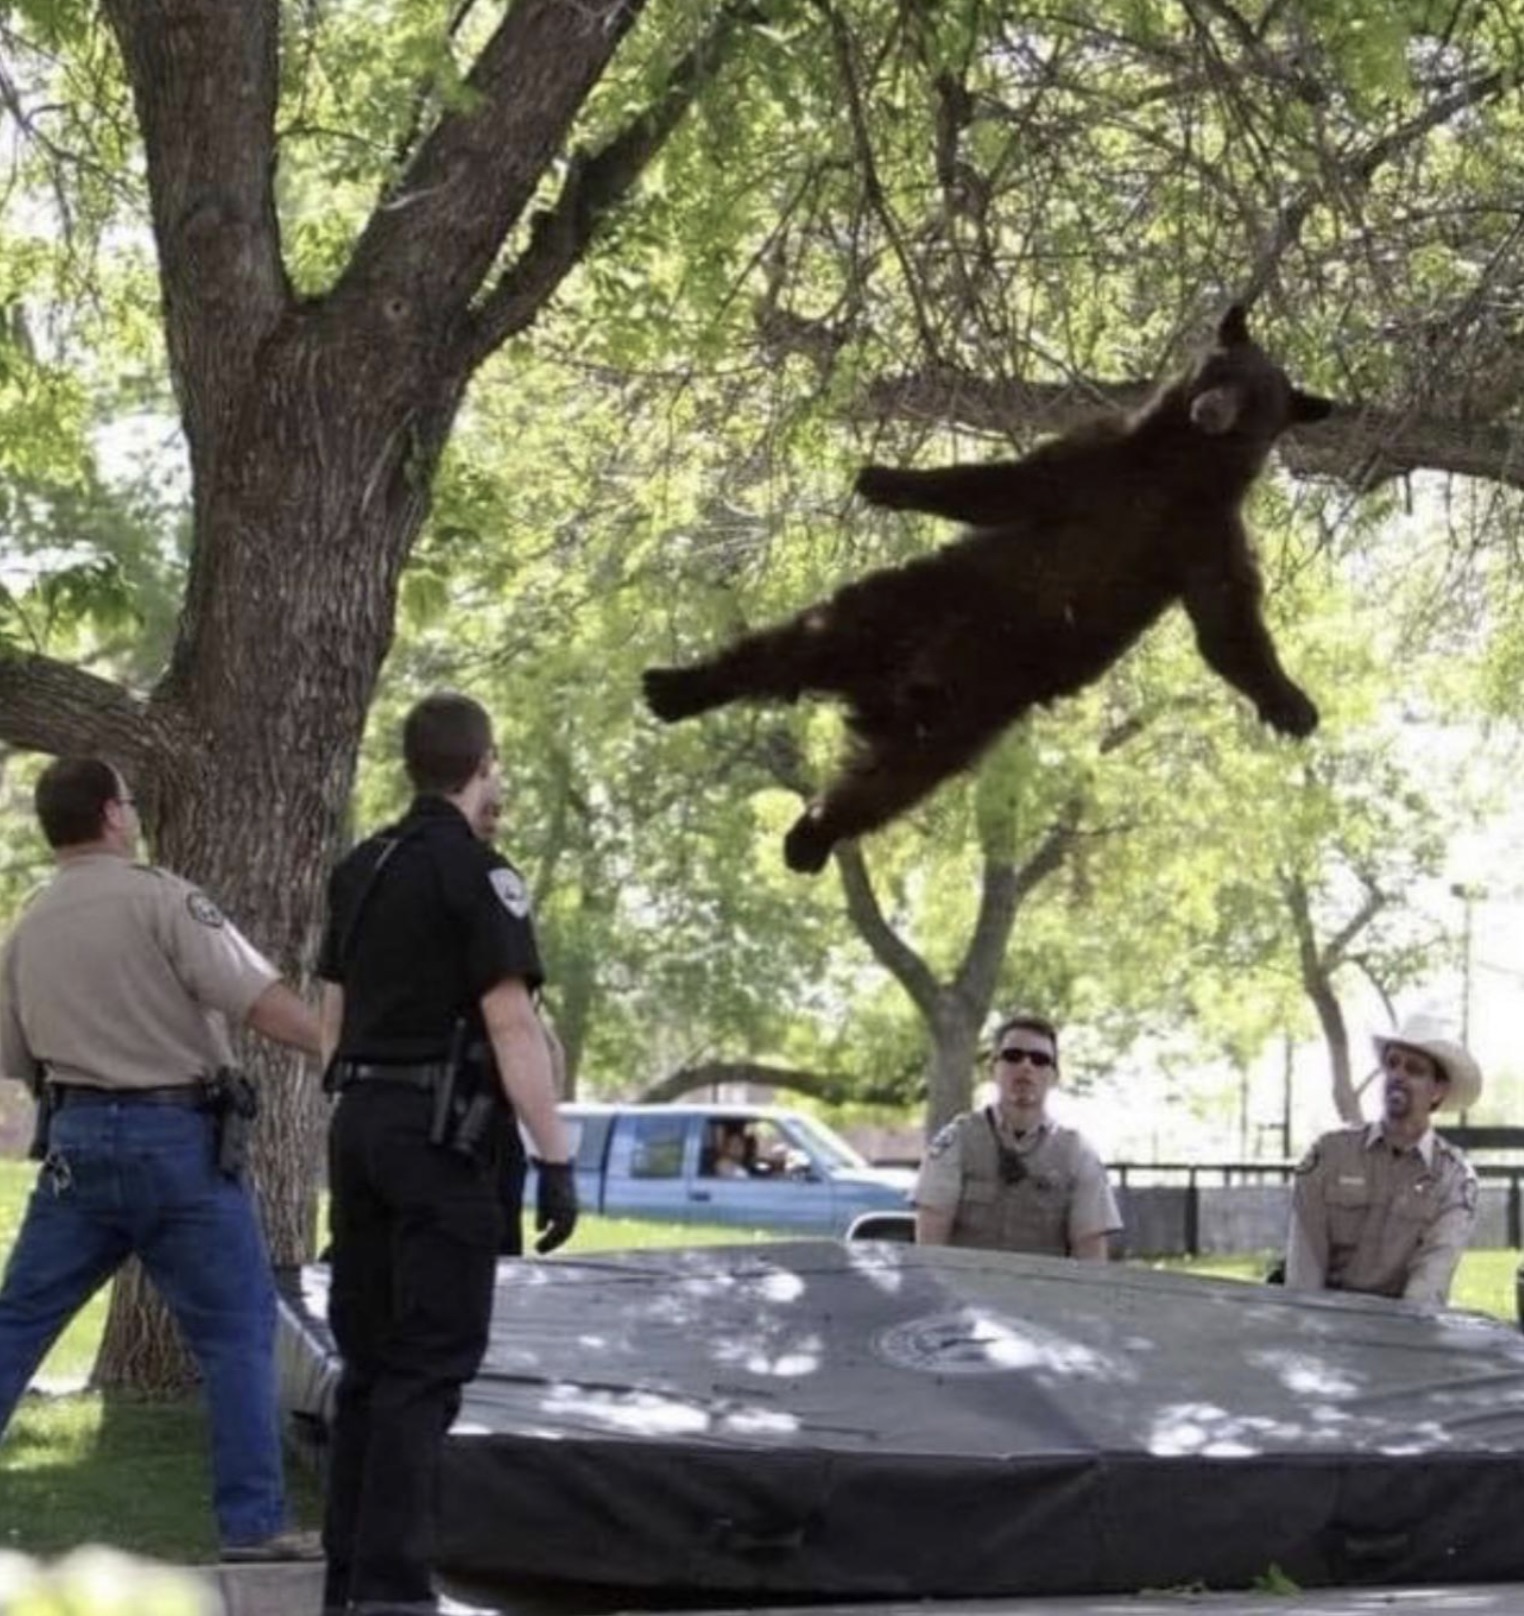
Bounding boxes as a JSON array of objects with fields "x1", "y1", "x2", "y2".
[{"x1": 996, "y1": 1047, "x2": 1054, "y2": 1069}]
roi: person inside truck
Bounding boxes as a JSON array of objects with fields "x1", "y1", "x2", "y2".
[{"x1": 709, "y1": 1121, "x2": 757, "y2": 1179}]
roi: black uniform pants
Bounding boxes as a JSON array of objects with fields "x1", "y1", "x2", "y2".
[{"x1": 321, "y1": 1084, "x2": 504, "y2": 1612}]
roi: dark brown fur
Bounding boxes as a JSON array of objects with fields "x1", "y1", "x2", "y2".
[{"x1": 644, "y1": 306, "x2": 1332, "y2": 873}]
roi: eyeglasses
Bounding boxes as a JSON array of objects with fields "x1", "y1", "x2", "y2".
[
  {"x1": 1382, "y1": 1047, "x2": 1438, "y2": 1082},
  {"x1": 114, "y1": 796, "x2": 137, "y2": 809},
  {"x1": 996, "y1": 1047, "x2": 1054, "y2": 1069}
]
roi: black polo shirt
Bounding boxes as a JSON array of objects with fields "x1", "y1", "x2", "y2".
[{"x1": 316, "y1": 795, "x2": 543, "y2": 1060}]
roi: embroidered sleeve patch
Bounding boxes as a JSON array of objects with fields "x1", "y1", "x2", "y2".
[
  {"x1": 186, "y1": 891, "x2": 225, "y2": 928},
  {"x1": 489, "y1": 867, "x2": 531, "y2": 918},
  {"x1": 927, "y1": 1121, "x2": 960, "y2": 1159}
]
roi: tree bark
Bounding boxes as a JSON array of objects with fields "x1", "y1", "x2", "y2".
[{"x1": 92, "y1": 320, "x2": 463, "y2": 1387}]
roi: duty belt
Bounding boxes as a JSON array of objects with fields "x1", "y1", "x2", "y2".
[
  {"x1": 333, "y1": 1062, "x2": 449, "y2": 1091},
  {"x1": 52, "y1": 1083, "x2": 205, "y2": 1108}
]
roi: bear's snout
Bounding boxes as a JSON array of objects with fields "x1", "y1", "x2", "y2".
[{"x1": 1189, "y1": 386, "x2": 1240, "y2": 434}]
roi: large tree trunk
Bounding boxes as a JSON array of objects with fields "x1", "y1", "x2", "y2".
[
  {"x1": 922, "y1": 1005, "x2": 985, "y2": 1138},
  {"x1": 95, "y1": 332, "x2": 460, "y2": 1388}
]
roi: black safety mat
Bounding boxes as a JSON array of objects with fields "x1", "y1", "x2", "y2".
[{"x1": 276, "y1": 1242, "x2": 1524, "y2": 1596}]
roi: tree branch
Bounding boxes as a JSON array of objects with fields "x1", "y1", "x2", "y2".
[
  {"x1": 852, "y1": 361, "x2": 1524, "y2": 494},
  {"x1": 954, "y1": 860, "x2": 1020, "y2": 1010},
  {"x1": 1283, "y1": 871, "x2": 1361, "y2": 1125},
  {"x1": 955, "y1": 794, "x2": 1084, "y2": 1005},
  {"x1": 466, "y1": 0, "x2": 757, "y2": 363},
  {"x1": 637, "y1": 1060, "x2": 851, "y2": 1105},
  {"x1": 1241, "y1": 67, "x2": 1513, "y2": 305},
  {"x1": 337, "y1": 0, "x2": 649, "y2": 333},
  {"x1": 99, "y1": 0, "x2": 287, "y2": 456},
  {"x1": 834, "y1": 841, "x2": 943, "y2": 1016},
  {"x1": 816, "y1": 0, "x2": 939, "y2": 358},
  {"x1": 955, "y1": 715, "x2": 1147, "y2": 1006},
  {"x1": 0, "y1": 654, "x2": 154, "y2": 764},
  {"x1": 1322, "y1": 884, "x2": 1386, "y2": 971}
]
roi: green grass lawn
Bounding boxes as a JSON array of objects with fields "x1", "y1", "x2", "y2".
[
  {"x1": 0, "y1": 1158, "x2": 1519, "y2": 1565},
  {"x1": 0, "y1": 1164, "x2": 796, "y2": 1564},
  {"x1": 1145, "y1": 1248, "x2": 1522, "y2": 1321}
]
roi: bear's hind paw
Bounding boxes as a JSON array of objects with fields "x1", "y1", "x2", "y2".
[
  {"x1": 783, "y1": 813, "x2": 834, "y2": 875},
  {"x1": 643, "y1": 666, "x2": 707, "y2": 723}
]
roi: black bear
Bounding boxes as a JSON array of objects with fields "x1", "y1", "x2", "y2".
[{"x1": 644, "y1": 305, "x2": 1333, "y2": 874}]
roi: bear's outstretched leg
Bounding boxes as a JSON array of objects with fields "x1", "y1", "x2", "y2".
[
  {"x1": 783, "y1": 726, "x2": 990, "y2": 873},
  {"x1": 643, "y1": 608, "x2": 848, "y2": 723},
  {"x1": 1180, "y1": 546, "x2": 1320, "y2": 737}
]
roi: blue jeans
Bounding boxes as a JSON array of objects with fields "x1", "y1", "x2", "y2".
[{"x1": 0, "y1": 1096, "x2": 287, "y2": 1548}]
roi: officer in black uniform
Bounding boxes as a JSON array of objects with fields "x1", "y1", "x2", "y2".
[{"x1": 315, "y1": 692, "x2": 577, "y2": 1616}]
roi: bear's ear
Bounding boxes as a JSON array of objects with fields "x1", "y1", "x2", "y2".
[
  {"x1": 1290, "y1": 388, "x2": 1334, "y2": 423},
  {"x1": 1218, "y1": 303, "x2": 1251, "y2": 346}
]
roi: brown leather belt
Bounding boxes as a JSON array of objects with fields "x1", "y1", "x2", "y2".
[{"x1": 52, "y1": 1083, "x2": 205, "y2": 1108}]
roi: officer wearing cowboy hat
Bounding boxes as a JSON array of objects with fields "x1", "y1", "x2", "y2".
[{"x1": 1284, "y1": 1013, "x2": 1482, "y2": 1306}]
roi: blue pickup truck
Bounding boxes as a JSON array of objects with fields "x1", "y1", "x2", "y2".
[{"x1": 530, "y1": 1102, "x2": 914, "y2": 1238}]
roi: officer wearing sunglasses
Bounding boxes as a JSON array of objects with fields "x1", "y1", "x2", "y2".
[{"x1": 913, "y1": 1011, "x2": 1121, "y2": 1258}]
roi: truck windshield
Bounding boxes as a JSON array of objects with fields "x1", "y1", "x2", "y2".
[{"x1": 788, "y1": 1113, "x2": 868, "y2": 1170}]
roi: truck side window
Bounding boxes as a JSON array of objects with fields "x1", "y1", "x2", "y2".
[
  {"x1": 628, "y1": 1115, "x2": 687, "y2": 1179},
  {"x1": 750, "y1": 1119, "x2": 812, "y2": 1179}
]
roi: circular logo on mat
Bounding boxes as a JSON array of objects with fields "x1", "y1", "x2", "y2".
[{"x1": 875, "y1": 1307, "x2": 1115, "y2": 1379}]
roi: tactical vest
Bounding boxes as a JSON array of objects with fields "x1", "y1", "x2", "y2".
[{"x1": 949, "y1": 1112, "x2": 1077, "y2": 1255}]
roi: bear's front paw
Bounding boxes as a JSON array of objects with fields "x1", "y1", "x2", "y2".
[
  {"x1": 854, "y1": 466, "x2": 906, "y2": 509},
  {"x1": 1260, "y1": 686, "x2": 1319, "y2": 739}
]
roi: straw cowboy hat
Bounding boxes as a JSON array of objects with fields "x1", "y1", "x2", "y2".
[{"x1": 1372, "y1": 1013, "x2": 1483, "y2": 1112}]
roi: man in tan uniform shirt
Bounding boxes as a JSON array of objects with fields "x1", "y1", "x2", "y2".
[
  {"x1": 1285, "y1": 1013, "x2": 1481, "y2": 1306},
  {"x1": 914, "y1": 1011, "x2": 1121, "y2": 1258},
  {"x1": 0, "y1": 756, "x2": 321, "y2": 1560}
]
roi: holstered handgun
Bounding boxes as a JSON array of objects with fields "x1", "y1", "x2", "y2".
[
  {"x1": 428, "y1": 1019, "x2": 466, "y2": 1148},
  {"x1": 429, "y1": 1018, "x2": 497, "y2": 1161},
  {"x1": 450, "y1": 1092, "x2": 498, "y2": 1159},
  {"x1": 26, "y1": 1066, "x2": 55, "y2": 1162},
  {"x1": 204, "y1": 1067, "x2": 259, "y2": 1178}
]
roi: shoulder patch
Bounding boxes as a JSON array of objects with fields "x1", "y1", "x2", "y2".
[
  {"x1": 927, "y1": 1119, "x2": 962, "y2": 1159},
  {"x1": 1294, "y1": 1144, "x2": 1321, "y2": 1176},
  {"x1": 186, "y1": 891, "x2": 225, "y2": 928},
  {"x1": 489, "y1": 867, "x2": 531, "y2": 919},
  {"x1": 1463, "y1": 1177, "x2": 1479, "y2": 1214}
]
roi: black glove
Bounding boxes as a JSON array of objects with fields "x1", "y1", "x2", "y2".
[{"x1": 533, "y1": 1160, "x2": 579, "y2": 1255}]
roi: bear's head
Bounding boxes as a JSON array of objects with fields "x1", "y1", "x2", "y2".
[{"x1": 1181, "y1": 304, "x2": 1333, "y2": 461}]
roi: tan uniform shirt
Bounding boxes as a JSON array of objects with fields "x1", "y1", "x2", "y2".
[
  {"x1": 914, "y1": 1108, "x2": 1122, "y2": 1255},
  {"x1": 1285, "y1": 1123, "x2": 1477, "y2": 1306},
  {"x1": 0, "y1": 854, "x2": 277, "y2": 1091}
]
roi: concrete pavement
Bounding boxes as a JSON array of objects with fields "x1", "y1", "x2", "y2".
[{"x1": 204, "y1": 1565, "x2": 1524, "y2": 1616}]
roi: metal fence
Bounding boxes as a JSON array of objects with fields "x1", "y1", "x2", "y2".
[{"x1": 1110, "y1": 1161, "x2": 1524, "y2": 1259}]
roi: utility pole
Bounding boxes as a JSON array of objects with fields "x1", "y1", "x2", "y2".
[
  {"x1": 1282, "y1": 1033, "x2": 1294, "y2": 1159},
  {"x1": 1450, "y1": 881, "x2": 1486, "y2": 1124}
]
